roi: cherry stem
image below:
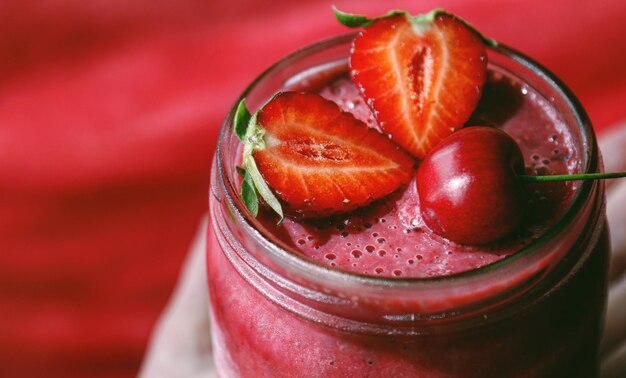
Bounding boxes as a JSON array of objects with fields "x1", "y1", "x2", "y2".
[{"x1": 519, "y1": 171, "x2": 626, "y2": 183}]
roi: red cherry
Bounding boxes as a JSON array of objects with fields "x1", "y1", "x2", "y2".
[{"x1": 416, "y1": 126, "x2": 525, "y2": 245}]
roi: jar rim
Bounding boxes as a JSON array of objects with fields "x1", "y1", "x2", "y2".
[{"x1": 215, "y1": 32, "x2": 597, "y2": 290}]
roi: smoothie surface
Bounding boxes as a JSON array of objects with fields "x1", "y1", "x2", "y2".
[{"x1": 253, "y1": 64, "x2": 578, "y2": 278}]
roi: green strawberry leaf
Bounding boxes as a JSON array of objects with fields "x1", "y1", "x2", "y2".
[
  {"x1": 241, "y1": 169, "x2": 259, "y2": 217},
  {"x1": 234, "y1": 99, "x2": 285, "y2": 222},
  {"x1": 333, "y1": 6, "x2": 406, "y2": 28},
  {"x1": 411, "y1": 9, "x2": 497, "y2": 47},
  {"x1": 234, "y1": 99, "x2": 252, "y2": 141},
  {"x1": 243, "y1": 153, "x2": 284, "y2": 222},
  {"x1": 236, "y1": 166, "x2": 246, "y2": 177},
  {"x1": 333, "y1": 7, "x2": 374, "y2": 28},
  {"x1": 334, "y1": 7, "x2": 497, "y2": 47}
]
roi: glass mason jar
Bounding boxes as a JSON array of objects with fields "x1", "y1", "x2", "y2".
[{"x1": 207, "y1": 33, "x2": 609, "y2": 377}]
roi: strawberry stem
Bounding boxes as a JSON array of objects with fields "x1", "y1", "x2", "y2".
[{"x1": 519, "y1": 171, "x2": 626, "y2": 183}]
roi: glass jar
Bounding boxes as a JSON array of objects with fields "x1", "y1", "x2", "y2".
[{"x1": 207, "y1": 33, "x2": 609, "y2": 377}]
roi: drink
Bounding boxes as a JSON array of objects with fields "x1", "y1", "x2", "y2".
[{"x1": 207, "y1": 33, "x2": 609, "y2": 377}]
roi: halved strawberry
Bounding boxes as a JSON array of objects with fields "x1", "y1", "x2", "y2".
[
  {"x1": 337, "y1": 9, "x2": 489, "y2": 158},
  {"x1": 235, "y1": 92, "x2": 414, "y2": 219}
]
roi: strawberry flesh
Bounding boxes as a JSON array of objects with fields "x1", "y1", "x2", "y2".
[
  {"x1": 350, "y1": 13, "x2": 487, "y2": 158},
  {"x1": 253, "y1": 92, "x2": 414, "y2": 218}
]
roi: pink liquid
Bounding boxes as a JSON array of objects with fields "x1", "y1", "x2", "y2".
[{"x1": 207, "y1": 65, "x2": 609, "y2": 377}]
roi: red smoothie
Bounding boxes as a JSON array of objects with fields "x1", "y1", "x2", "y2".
[{"x1": 207, "y1": 35, "x2": 609, "y2": 377}]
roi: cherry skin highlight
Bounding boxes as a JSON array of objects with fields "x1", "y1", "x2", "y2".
[{"x1": 417, "y1": 126, "x2": 525, "y2": 245}]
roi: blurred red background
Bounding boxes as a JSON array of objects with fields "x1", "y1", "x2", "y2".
[{"x1": 1, "y1": 0, "x2": 625, "y2": 377}]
